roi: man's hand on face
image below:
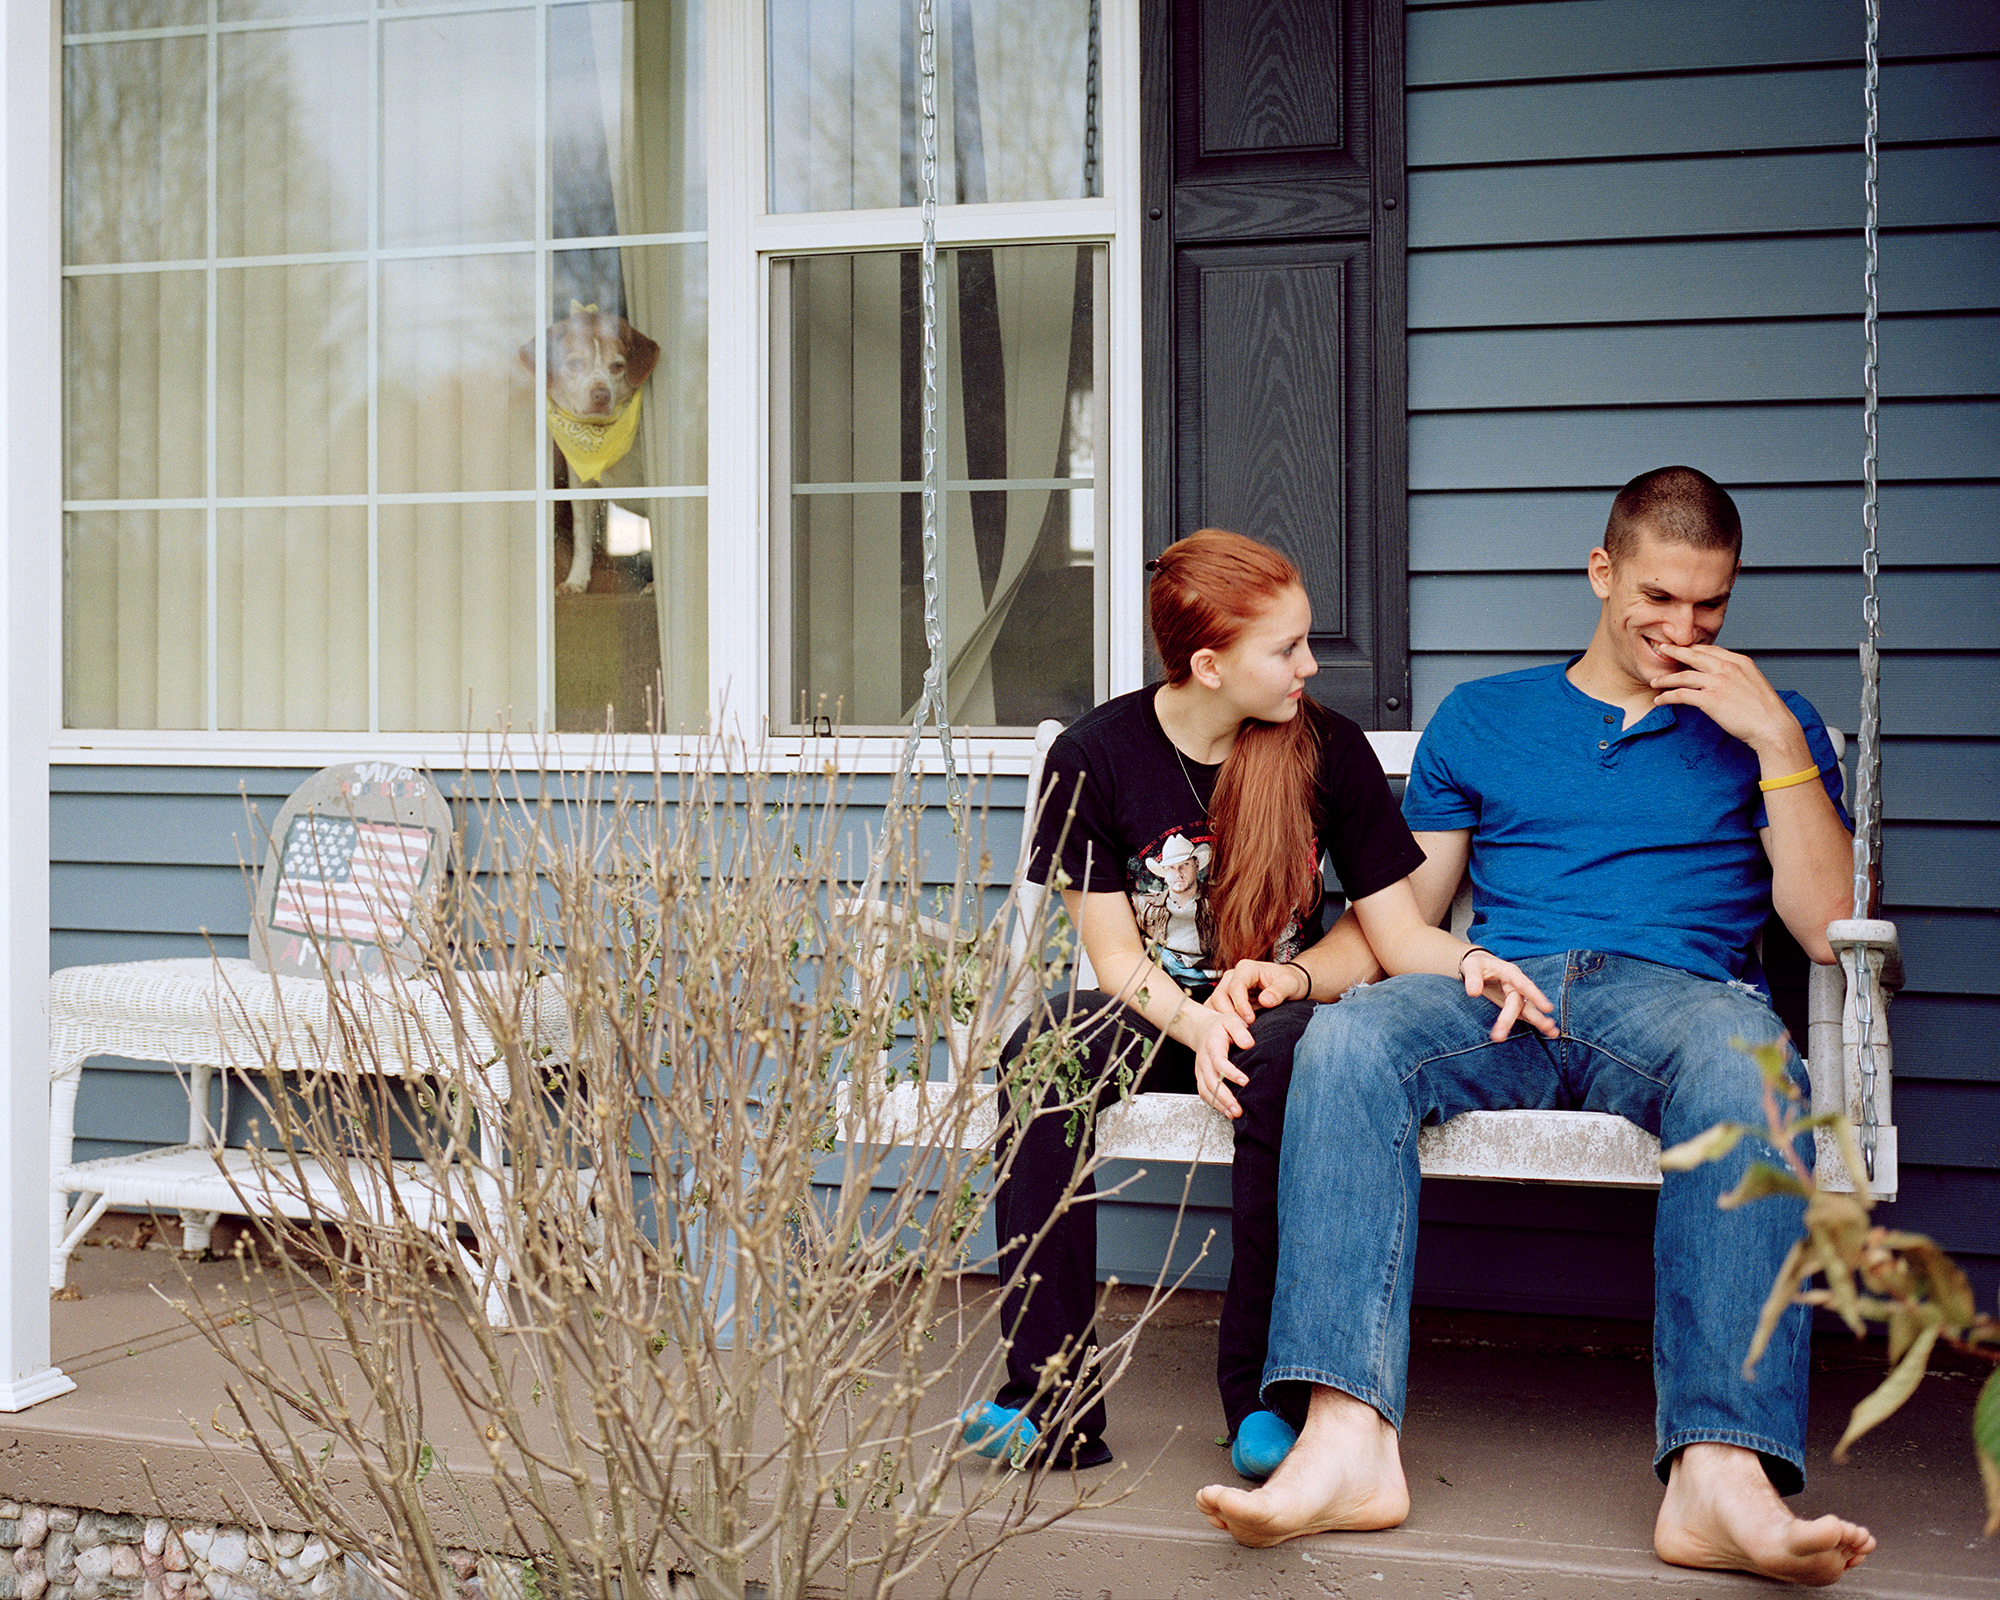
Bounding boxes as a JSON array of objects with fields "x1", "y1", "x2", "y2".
[{"x1": 1648, "y1": 642, "x2": 1810, "y2": 761}]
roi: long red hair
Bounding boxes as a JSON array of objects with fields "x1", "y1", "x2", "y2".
[{"x1": 1150, "y1": 529, "x2": 1321, "y2": 968}]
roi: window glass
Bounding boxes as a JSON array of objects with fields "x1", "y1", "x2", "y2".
[
  {"x1": 216, "y1": 265, "x2": 368, "y2": 500},
  {"x1": 376, "y1": 503, "x2": 542, "y2": 734},
  {"x1": 554, "y1": 1, "x2": 707, "y2": 238},
  {"x1": 218, "y1": 0, "x2": 352, "y2": 18},
  {"x1": 68, "y1": 1, "x2": 203, "y2": 25},
  {"x1": 63, "y1": 272, "x2": 205, "y2": 502},
  {"x1": 216, "y1": 23, "x2": 368, "y2": 258},
  {"x1": 776, "y1": 244, "x2": 1099, "y2": 731},
  {"x1": 216, "y1": 508, "x2": 372, "y2": 731},
  {"x1": 61, "y1": 0, "x2": 707, "y2": 735},
  {"x1": 767, "y1": 0, "x2": 1102, "y2": 213},
  {"x1": 64, "y1": 511, "x2": 208, "y2": 730},
  {"x1": 64, "y1": 37, "x2": 206, "y2": 266},
  {"x1": 378, "y1": 253, "x2": 540, "y2": 497}
]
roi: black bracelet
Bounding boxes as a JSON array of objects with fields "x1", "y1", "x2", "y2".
[
  {"x1": 1458, "y1": 945, "x2": 1491, "y2": 979},
  {"x1": 1283, "y1": 959, "x2": 1314, "y2": 1001}
]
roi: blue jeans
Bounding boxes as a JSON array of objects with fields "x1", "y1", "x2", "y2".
[{"x1": 1266, "y1": 953, "x2": 1814, "y2": 1493}]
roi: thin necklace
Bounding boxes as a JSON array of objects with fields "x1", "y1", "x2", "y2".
[{"x1": 1173, "y1": 743, "x2": 1209, "y2": 816}]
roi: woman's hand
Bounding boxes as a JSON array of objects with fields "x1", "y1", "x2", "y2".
[
  {"x1": 1190, "y1": 1005, "x2": 1254, "y2": 1119},
  {"x1": 1206, "y1": 957, "x2": 1310, "y2": 1025},
  {"x1": 1462, "y1": 948, "x2": 1558, "y2": 1042}
]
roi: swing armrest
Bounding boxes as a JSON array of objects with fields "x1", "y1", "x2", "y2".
[
  {"x1": 1826, "y1": 918, "x2": 1902, "y2": 993},
  {"x1": 830, "y1": 895, "x2": 960, "y2": 957},
  {"x1": 1805, "y1": 919, "x2": 1900, "y2": 1199}
]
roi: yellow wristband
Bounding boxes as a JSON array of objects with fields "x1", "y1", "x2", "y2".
[{"x1": 1757, "y1": 765, "x2": 1822, "y2": 793}]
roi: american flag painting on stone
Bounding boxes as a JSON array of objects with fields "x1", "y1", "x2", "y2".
[{"x1": 271, "y1": 815, "x2": 433, "y2": 944}]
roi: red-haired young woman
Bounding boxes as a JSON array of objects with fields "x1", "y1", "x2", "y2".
[{"x1": 962, "y1": 529, "x2": 1555, "y2": 1475}]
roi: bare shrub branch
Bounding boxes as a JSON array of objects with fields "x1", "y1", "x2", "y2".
[{"x1": 171, "y1": 738, "x2": 1184, "y2": 1596}]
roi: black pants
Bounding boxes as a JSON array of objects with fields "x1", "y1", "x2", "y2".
[{"x1": 990, "y1": 990, "x2": 1313, "y2": 1444}]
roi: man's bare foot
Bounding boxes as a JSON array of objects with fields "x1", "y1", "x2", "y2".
[
  {"x1": 1655, "y1": 1443, "x2": 1875, "y2": 1586},
  {"x1": 1196, "y1": 1386, "x2": 1409, "y2": 1548}
]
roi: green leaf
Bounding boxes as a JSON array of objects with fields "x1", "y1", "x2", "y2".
[
  {"x1": 1886, "y1": 1305, "x2": 1924, "y2": 1366},
  {"x1": 1743, "y1": 1238, "x2": 1811, "y2": 1379},
  {"x1": 1979, "y1": 1448, "x2": 1999, "y2": 1541},
  {"x1": 416, "y1": 1440, "x2": 435, "y2": 1482},
  {"x1": 1975, "y1": 1365, "x2": 2000, "y2": 1474},
  {"x1": 1659, "y1": 1122, "x2": 1747, "y2": 1172},
  {"x1": 1900, "y1": 1237, "x2": 1979, "y2": 1329},
  {"x1": 1978, "y1": 1367, "x2": 2000, "y2": 1537},
  {"x1": 1718, "y1": 1160, "x2": 1811, "y2": 1210},
  {"x1": 1826, "y1": 1116, "x2": 1873, "y2": 1202},
  {"x1": 1735, "y1": 1034, "x2": 1797, "y2": 1098},
  {"x1": 1832, "y1": 1321, "x2": 1940, "y2": 1462}
]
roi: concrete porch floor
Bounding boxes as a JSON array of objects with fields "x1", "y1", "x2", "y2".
[{"x1": 4, "y1": 1232, "x2": 1995, "y2": 1599}]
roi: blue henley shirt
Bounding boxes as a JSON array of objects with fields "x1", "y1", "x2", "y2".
[{"x1": 1402, "y1": 659, "x2": 1849, "y2": 985}]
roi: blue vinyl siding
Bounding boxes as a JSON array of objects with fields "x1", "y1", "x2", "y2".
[{"x1": 1404, "y1": 0, "x2": 2000, "y2": 1310}]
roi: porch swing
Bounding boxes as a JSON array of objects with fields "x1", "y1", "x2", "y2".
[{"x1": 848, "y1": 0, "x2": 1902, "y2": 1199}]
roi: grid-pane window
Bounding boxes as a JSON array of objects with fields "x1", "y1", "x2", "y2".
[
  {"x1": 62, "y1": 0, "x2": 706, "y2": 734},
  {"x1": 774, "y1": 244, "x2": 1099, "y2": 730},
  {"x1": 767, "y1": 0, "x2": 1105, "y2": 734},
  {"x1": 766, "y1": 0, "x2": 1102, "y2": 213}
]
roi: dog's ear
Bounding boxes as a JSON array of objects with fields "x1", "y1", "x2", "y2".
[
  {"x1": 618, "y1": 322, "x2": 662, "y2": 387},
  {"x1": 518, "y1": 333, "x2": 541, "y2": 374}
]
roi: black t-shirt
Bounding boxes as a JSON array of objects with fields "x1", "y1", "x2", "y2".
[{"x1": 1027, "y1": 687, "x2": 1427, "y2": 993}]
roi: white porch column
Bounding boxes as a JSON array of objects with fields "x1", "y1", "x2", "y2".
[{"x1": 0, "y1": 0, "x2": 70, "y2": 1412}]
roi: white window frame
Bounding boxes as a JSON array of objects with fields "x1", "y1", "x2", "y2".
[{"x1": 45, "y1": 0, "x2": 1145, "y2": 776}]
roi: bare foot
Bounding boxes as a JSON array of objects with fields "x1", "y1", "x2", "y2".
[
  {"x1": 1196, "y1": 1386, "x2": 1409, "y2": 1548},
  {"x1": 1655, "y1": 1443, "x2": 1875, "y2": 1586}
]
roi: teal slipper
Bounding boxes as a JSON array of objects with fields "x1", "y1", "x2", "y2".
[
  {"x1": 960, "y1": 1402, "x2": 1039, "y2": 1465},
  {"x1": 1230, "y1": 1409, "x2": 1298, "y2": 1480}
]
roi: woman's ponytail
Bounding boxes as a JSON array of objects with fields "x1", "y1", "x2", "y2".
[{"x1": 1149, "y1": 530, "x2": 1321, "y2": 968}]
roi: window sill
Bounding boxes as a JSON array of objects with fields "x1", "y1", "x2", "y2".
[{"x1": 49, "y1": 729, "x2": 1045, "y2": 778}]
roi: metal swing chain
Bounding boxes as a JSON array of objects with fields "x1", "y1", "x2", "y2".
[
  {"x1": 895, "y1": 0, "x2": 965, "y2": 815},
  {"x1": 1851, "y1": 0, "x2": 1884, "y2": 1179},
  {"x1": 1083, "y1": 0, "x2": 1100, "y2": 196}
]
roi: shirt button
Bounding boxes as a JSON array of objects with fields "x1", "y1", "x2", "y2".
[
  {"x1": 1598, "y1": 740, "x2": 1609, "y2": 750},
  {"x1": 1603, "y1": 715, "x2": 1614, "y2": 723}
]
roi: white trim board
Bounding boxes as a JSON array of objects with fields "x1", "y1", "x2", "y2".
[{"x1": 1, "y1": 0, "x2": 73, "y2": 1413}]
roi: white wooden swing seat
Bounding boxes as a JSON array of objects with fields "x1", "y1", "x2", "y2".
[{"x1": 843, "y1": 721, "x2": 1902, "y2": 1199}]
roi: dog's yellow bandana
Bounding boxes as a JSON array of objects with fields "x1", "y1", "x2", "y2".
[{"x1": 548, "y1": 389, "x2": 643, "y2": 484}]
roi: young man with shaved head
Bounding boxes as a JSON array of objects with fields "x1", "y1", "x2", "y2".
[{"x1": 1196, "y1": 467, "x2": 1877, "y2": 1585}]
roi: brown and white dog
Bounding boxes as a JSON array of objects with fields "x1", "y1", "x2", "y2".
[{"x1": 521, "y1": 302, "x2": 660, "y2": 593}]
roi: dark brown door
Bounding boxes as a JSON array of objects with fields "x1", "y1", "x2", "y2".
[{"x1": 1142, "y1": 0, "x2": 1409, "y2": 727}]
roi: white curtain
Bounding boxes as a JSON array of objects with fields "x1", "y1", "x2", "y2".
[
  {"x1": 935, "y1": 245, "x2": 1084, "y2": 724},
  {"x1": 785, "y1": 244, "x2": 1087, "y2": 730}
]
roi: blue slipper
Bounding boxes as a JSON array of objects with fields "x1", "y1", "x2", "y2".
[
  {"x1": 961, "y1": 1402, "x2": 1039, "y2": 1465},
  {"x1": 1230, "y1": 1409, "x2": 1298, "y2": 1480}
]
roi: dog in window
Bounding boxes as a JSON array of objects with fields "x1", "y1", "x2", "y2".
[{"x1": 521, "y1": 301, "x2": 660, "y2": 593}]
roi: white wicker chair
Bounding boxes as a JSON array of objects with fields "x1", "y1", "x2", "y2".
[{"x1": 48, "y1": 762, "x2": 574, "y2": 1326}]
